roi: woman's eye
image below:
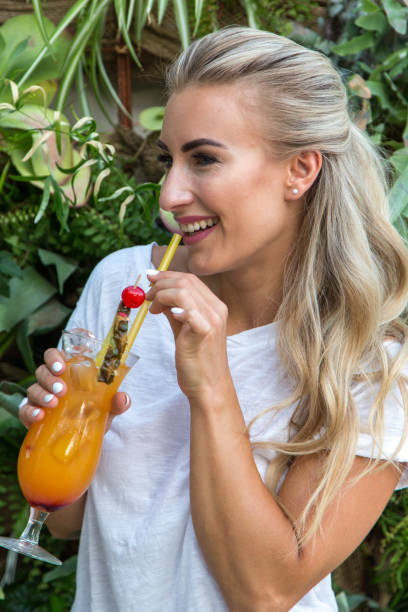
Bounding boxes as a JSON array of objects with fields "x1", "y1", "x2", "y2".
[
  {"x1": 192, "y1": 152, "x2": 217, "y2": 166},
  {"x1": 157, "y1": 153, "x2": 172, "y2": 169}
]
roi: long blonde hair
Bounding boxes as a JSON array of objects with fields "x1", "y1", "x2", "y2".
[{"x1": 166, "y1": 26, "x2": 408, "y2": 545}]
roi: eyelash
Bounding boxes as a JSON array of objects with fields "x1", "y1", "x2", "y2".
[{"x1": 157, "y1": 152, "x2": 218, "y2": 169}]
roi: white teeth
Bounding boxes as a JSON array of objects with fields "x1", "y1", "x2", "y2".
[{"x1": 179, "y1": 218, "x2": 218, "y2": 233}]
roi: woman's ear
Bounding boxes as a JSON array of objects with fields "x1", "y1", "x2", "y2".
[{"x1": 285, "y1": 151, "x2": 322, "y2": 200}]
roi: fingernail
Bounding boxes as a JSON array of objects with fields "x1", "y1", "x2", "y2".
[
  {"x1": 124, "y1": 393, "x2": 130, "y2": 408},
  {"x1": 52, "y1": 382, "x2": 63, "y2": 394},
  {"x1": 171, "y1": 307, "x2": 184, "y2": 314},
  {"x1": 19, "y1": 397, "x2": 28, "y2": 411},
  {"x1": 146, "y1": 269, "x2": 160, "y2": 276},
  {"x1": 52, "y1": 361, "x2": 63, "y2": 373},
  {"x1": 32, "y1": 409, "x2": 40, "y2": 418},
  {"x1": 44, "y1": 394, "x2": 54, "y2": 403}
]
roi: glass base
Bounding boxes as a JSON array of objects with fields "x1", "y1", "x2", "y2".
[{"x1": 0, "y1": 536, "x2": 62, "y2": 565}]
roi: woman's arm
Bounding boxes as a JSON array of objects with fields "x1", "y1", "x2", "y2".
[
  {"x1": 189, "y1": 390, "x2": 400, "y2": 611},
  {"x1": 45, "y1": 493, "x2": 87, "y2": 540},
  {"x1": 146, "y1": 270, "x2": 401, "y2": 612}
]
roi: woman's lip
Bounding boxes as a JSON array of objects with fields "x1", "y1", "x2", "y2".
[{"x1": 182, "y1": 223, "x2": 217, "y2": 245}]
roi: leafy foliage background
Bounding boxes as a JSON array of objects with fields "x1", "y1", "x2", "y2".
[{"x1": 0, "y1": 0, "x2": 407, "y2": 610}]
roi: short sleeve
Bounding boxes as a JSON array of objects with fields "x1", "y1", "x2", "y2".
[
  {"x1": 353, "y1": 341, "x2": 408, "y2": 489},
  {"x1": 62, "y1": 244, "x2": 155, "y2": 349}
]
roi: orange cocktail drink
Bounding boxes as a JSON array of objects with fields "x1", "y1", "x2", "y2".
[{"x1": 18, "y1": 345, "x2": 130, "y2": 512}]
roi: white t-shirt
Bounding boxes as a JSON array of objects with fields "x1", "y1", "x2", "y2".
[{"x1": 69, "y1": 243, "x2": 408, "y2": 612}]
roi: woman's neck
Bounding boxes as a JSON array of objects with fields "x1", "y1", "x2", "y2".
[{"x1": 152, "y1": 244, "x2": 284, "y2": 336}]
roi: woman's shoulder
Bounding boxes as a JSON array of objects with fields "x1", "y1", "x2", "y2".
[
  {"x1": 95, "y1": 244, "x2": 155, "y2": 274},
  {"x1": 87, "y1": 244, "x2": 154, "y2": 286}
]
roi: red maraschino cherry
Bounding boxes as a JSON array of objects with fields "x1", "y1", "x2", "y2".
[{"x1": 121, "y1": 285, "x2": 146, "y2": 308}]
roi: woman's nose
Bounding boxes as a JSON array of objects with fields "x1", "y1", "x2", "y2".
[{"x1": 159, "y1": 167, "x2": 194, "y2": 212}]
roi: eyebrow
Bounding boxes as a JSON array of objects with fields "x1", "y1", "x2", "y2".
[{"x1": 157, "y1": 138, "x2": 227, "y2": 153}]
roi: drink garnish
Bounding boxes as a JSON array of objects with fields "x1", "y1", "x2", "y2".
[
  {"x1": 121, "y1": 285, "x2": 146, "y2": 308},
  {"x1": 97, "y1": 275, "x2": 144, "y2": 384},
  {"x1": 96, "y1": 233, "x2": 182, "y2": 382}
]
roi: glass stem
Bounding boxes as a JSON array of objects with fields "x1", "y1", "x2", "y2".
[{"x1": 19, "y1": 507, "x2": 49, "y2": 545}]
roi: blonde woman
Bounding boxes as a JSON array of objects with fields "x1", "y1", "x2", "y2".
[{"x1": 21, "y1": 27, "x2": 408, "y2": 611}]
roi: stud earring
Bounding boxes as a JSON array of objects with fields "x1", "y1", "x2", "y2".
[{"x1": 292, "y1": 188, "x2": 299, "y2": 195}]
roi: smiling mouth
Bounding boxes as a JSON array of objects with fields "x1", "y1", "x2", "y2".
[{"x1": 178, "y1": 217, "x2": 219, "y2": 236}]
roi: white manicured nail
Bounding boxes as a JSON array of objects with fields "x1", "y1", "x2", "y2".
[
  {"x1": 44, "y1": 394, "x2": 54, "y2": 403},
  {"x1": 52, "y1": 361, "x2": 63, "y2": 373},
  {"x1": 146, "y1": 269, "x2": 160, "y2": 276},
  {"x1": 171, "y1": 307, "x2": 184, "y2": 315},
  {"x1": 52, "y1": 382, "x2": 63, "y2": 394},
  {"x1": 32, "y1": 409, "x2": 40, "y2": 418},
  {"x1": 19, "y1": 397, "x2": 28, "y2": 411}
]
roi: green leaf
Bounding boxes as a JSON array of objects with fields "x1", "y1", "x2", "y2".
[
  {"x1": 9, "y1": 174, "x2": 49, "y2": 182},
  {"x1": 366, "y1": 79, "x2": 393, "y2": 111},
  {"x1": 139, "y1": 106, "x2": 165, "y2": 131},
  {"x1": 371, "y1": 47, "x2": 408, "y2": 80},
  {"x1": 34, "y1": 174, "x2": 51, "y2": 223},
  {"x1": 44, "y1": 555, "x2": 77, "y2": 583},
  {"x1": 0, "y1": 158, "x2": 10, "y2": 195},
  {"x1": 382, "y1": 0, "x2": 408, "y2": 34},
  {"x1": 355, "y1": 11, "x2": 387, "y2": 31},
  {"x1": 16, "y1": 0, "x2": 88, "y2": 88},
  {"x1": 0, "y1": 266, "x2": 56, "y2": 332},
  {"x1": 193, "y1": 0, "x2": 205, "y2": 36},
  {"x1": 335, "y1": 591, "x2": 351, "y2": 612},
  {"x1": 75, "y1": 58, "x2": 92, "y2": 117},
  {"x1": 0, "y1": 251, "x2": 21, "y2": 278},
  {"x1": 50, "y1": 594, "x2": 67, "y2": 612},
  {"x1": 32, "y1": 0, "x2": 53, "y2": 55},
  {"x1": 95, "y1": 46, "x2": 132, "y2": 120},
  {"x1": 173, "y1": 0, "x2": 190, "y2": 49},
  {"x1": 133, "y1": 0, "x2": 148, "y2": 42},
  {"x1": 16, "y1": 319, "x2": 36, "y2": 373},
  {"x1": 361, "y1": 0, "x2": 382, "y2": 13},
  {"x1": 0, "y1": 381, "x2": 26, "y2": 420},
  {"x1": 38, "y1": 248, "x2": 77, "y2": 294},
  {"x1": 390, "y1": 148, "x2": 408, "y2": 174},
  {"x1": 0, "y1": 329, "x2": 15, "y2": 357},
  {"x1": 389, "y1": 55, "x2": 408, "y2": 79},
  {"x1": 2, "y1": 37, "x2": 30, "y2": 74},
  {"x1": 332, "y1": 32, "x2": 375, "y2": 56},
  {"x1": 27, "y1": 297, "x2": 71, "y2": 335},
  {"x1": 51, "y1": 175, "x2": 70, "y2": 231},
  {"x1": 390, "y1": 164, "x2": 408, "y2": 223},
  {"x1": 1, "y1": 14, "x2": 71, "y2": 91},
  {"x1": 56, "y1": 0, "x2": 111, "y2": 113},
  {"x1": 114, "y1": 0, "x2": 142, "y2": 68},
  {"x1": 241, "y1": 0, "x2": 261, "y2": 28},
  {"x1": 157, "y1": 0, "x2": 170, "y2": 24}
]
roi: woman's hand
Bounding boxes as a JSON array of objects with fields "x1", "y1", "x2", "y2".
[
  {"x1": 20, "y1": 348, "x2": 130, "y2": 430},
  {"x1": 146, "y1": 270, "x2": 231, "y2": 401}
]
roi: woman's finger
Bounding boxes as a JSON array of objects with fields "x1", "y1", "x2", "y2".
[
  {"x1": 44, "y1": 348, "x2": 66, "y2": 375},
  {"x1": 34, "y1": 363, "x2": 67, "y2": 397},
  {"x1": 19, "y1": 398, "x2": 45, "y2": 429},
  {"x1": 105, "y1": 392, "x2": 131, "y2": 432},
  {"x1": 168, "y1": 306, "x2": 213, "y2": 335},
  {"x1": 26, "y1": 382, "x2": 59, "y2": 409}
]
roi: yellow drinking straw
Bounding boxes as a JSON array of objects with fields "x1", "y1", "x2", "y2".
[
  {"x1": 123, "y1": 232, "x2": 182, "y2": 359},
  {"x1": 95, "y1": 233, "x2": 182, "y2": 368}
]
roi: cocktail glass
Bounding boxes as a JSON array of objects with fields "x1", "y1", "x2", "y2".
[{"x1": 0, "y1": 329, "x2": 137, "y2": 565}]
